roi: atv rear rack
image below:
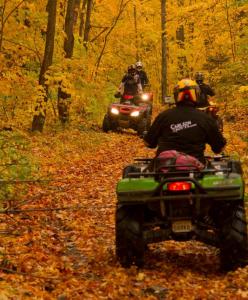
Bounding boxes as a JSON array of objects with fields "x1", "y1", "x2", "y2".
[{"x1": 126, "y1": 168, "x2": 232, "y2": 178}]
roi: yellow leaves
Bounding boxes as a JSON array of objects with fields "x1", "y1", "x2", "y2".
[
  {"x1": 0, "y1": 291, "x2": 10, "y2": 300},
  {"x1": 237, "y1": 290, "x2": 248, "y2": 298},
  {"x1": 239, "y1": 86, "x2": 248, "y2": 93},
  {"x1": 136, "y1": 272, "x2": 146, "y2": 281},
  {"x1": 32, "y1": 85, "x2": 47, "y2": 117},
  {"x1": 0, "y1": 81, "x2": 12, "y2": 96}
]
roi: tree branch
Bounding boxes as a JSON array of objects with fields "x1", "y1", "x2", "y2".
[
  {"x1": 3, "y1": 38, "x2": 42, "y2": 64},
  {"x1": 93, "y1": 0, "x2": 132, "y2": 79},
  {"x1": 3, "y1": 0, "x2": 25, "y2": 26},
  {"x1": 90, "y1": 26, "x2": 109, "y2": 43}
]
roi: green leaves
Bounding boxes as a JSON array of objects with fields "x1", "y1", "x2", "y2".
[{"x1": 0, "y1": 131, "x2": 37, "y2": 204}]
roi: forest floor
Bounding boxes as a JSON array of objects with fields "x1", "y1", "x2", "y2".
[{"x1": 0, "y1": 125, "x2": 247, "y2": 299}]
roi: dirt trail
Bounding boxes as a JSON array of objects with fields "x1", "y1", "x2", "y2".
[{"x1": 0, "y1": 130, "x2": 247, "y2": 299}]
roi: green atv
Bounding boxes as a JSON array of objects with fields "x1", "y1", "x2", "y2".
[{"x1": 116, "y1": 155, "x2": 248, "y2": 271}]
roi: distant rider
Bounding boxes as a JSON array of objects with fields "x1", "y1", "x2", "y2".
[
  {"x1": 195, "y1": 72, "x2": 215, "y2": 108},
  {"x1": 144, "y1": 78, "x2": 226, "y2": 164},
  {"x1": 116, "y1": 65, "x2": 142, "y2": 101},
  {"x1": 135, "y1": 61, "x2": 149, "y2": 89}
]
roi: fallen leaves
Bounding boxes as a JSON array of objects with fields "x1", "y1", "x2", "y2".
[{"x1": 0, "y1": 129, "x2": 247, "y2": 299}]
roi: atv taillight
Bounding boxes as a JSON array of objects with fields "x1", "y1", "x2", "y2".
[
  {"x1": 167, "y1": 182, "x2": 192, "y2": 191},
  {"x1": 123, "y1": 95, "x2": 134, "y2": 100}
]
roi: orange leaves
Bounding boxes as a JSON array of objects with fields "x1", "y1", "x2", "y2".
[{"x1": 0, "y1": 129, "x2": 247, "y2": 298}]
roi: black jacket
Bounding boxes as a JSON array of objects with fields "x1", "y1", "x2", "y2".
[
  {"x1": 137, "y1": 70, "x2": 149, "y2": 88},
  {"x1": 144, "y1": 104, "x2": 226, "y2": 163},
  {"x1": 121, "y1": 74, "x2": 141, "y2": 95},
  {"x1": 197, "y1": 83, "x2": 215, "y2": 107}
]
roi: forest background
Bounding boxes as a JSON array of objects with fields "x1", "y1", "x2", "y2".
[
  {"x1": 0, "y1": 0, "x2": 247, "y2": 129},
  {"x1": 1, "y1": 0, "x2": 247, "y2": 180}
]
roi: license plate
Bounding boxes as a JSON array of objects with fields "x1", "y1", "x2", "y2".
[
  {"x1": 119, "y1": 120, "x2": 129, "y2": 127},
  {"x1": 172, "y1": 220, "x2": 193, "y2": 233}
]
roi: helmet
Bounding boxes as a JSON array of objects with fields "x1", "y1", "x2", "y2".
[
  {"x1": 195, "y1": 72, "x2": 204, "y2": 82},
  {"x1": 135, "y1": 61, "x2": 143, "y2": 69},
  {"x1": 127, "y1": 64, "x2": 136, "y2": 75},
  {"x1": 174, "y1": 79, "x2": 199, "y2": 103}
]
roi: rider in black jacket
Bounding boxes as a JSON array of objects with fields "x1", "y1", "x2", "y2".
[
  {"x1": 195, "y1": 72, "x2": 215, "y2": 108},
  {"x1": 144, "y1": 78, "x2": 226, "y2": 164},
  {"x1": 135, "y1": 61, "x2": 149, "y2": 89},
  {"x1": 118, "y1": 64, "x2": 142, "y2": 96}
]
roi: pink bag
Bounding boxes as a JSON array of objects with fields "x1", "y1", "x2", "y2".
[{"x1": 157, "y1": 150, "x2": 204, "y2": 173}]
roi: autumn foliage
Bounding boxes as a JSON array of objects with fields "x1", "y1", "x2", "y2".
[{"x1": 0, "y1": 0, "x2": 247, "y2": 128}]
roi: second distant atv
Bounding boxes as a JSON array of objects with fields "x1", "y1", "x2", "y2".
[{"x1": 102, "y1": 93, "x2": 153, "y2": 137}]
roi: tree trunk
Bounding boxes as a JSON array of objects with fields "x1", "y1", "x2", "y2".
[
  {"x1": 58, "y1": 0, "x2": 77, "y2": 124},
  {"x1": 83, "y1": 0, "x2": 93, "y2": 49},
  {"x1": 79, "y1": 0, "x2": 87, "y2": 37},
  {"x1": 176, "y1": 1, "x2": 187, "y2": 78},
  {"x1": 133, "y1": 5, "x2": 139, "y2": 61},
  {"x1": 73, "y1": 0, "x2": 82, "y2": 26},
  {"x1": 64, "y1": 0, "x2": 76, "y2": 58},
  {"x1": 161, "y1": 0, "x2": 167, "y2": 101},
  {"x1": 31, "y1": 0, "x2": 57, "y2": 132}
]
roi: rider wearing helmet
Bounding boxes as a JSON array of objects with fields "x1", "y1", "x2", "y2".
[
  {"x1": 135, "y1": 61, "x2": 149, "y2": 88},
  {"x1": 144, "y1": 78, "x2": 226, "y2": 163},
  {"x1": 117, "y1": 64, "x2": 142, "y2": 98},
  {"x1": 195, "y1": 72, "x2": 215, "y2": 108}
]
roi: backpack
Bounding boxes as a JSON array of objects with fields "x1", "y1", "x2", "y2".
[{"x1": 156, "y1": 150, "x2": 204, "y2": 173}]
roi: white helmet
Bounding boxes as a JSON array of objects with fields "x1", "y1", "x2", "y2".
[{"x1": 136, "y1": 61, "x2": 143, "y2": 68}]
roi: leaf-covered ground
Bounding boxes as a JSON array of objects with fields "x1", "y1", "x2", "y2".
[{"x1": 0, "y1": 128, "x2": 247, "y2": 299}]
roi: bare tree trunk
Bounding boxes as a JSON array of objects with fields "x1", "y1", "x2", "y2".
[
  {"x1": 176, "y1": 1, "x2": 187, "y2": 78},
  {"x1": 133, "y1": 5, "x2": 139, "y2": 61},
  {"x1": 161, "y1": 0, "x2": 167, "y2": 101},
  {"x1": 83, "y1": 0, "x2": 93, "y2": 49},
  {"x1": 73, "y1": 0, "x2": 82, "y2": 26},
  {"x1": 64, "y1": 0, "x2": 76, "y2": 58},
  {"x1": 225, "y1": 0, "x2": 236, "y2": 62},
  {"x1": 79, "y1": 0, "x2": 87, "y2": 37},
  {"x1": 31, "y1": 0, "x2": 57, "y2": 132},
  {"x1": 58, "y1": 0, "x2": 77, "y2": 124}
]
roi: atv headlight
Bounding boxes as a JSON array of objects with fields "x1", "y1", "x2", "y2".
[
  {"x1": 110, "y1": 107, "x2": 119, "y2": 115},
  {"x1": 141, "y1": 93, "x2": 149, "y2": 101},
  {"x1": 130, "y1": 110, "x2": 140, "y2": 117}
]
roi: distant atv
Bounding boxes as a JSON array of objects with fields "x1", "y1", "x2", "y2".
[
  {"x1": 102, "y1": 93, "x2": 153, "y2": 137},
  {"x1": 116, "y1": 153, "x2": 247, "y2": 271}
]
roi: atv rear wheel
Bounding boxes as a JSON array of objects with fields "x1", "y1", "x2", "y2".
[
  {"x1": 116, "y1": 206, "x2": 145, "y2": 268},
  {"x1": 219, "y1": 204, "x2": 248, "y2": 271}
]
